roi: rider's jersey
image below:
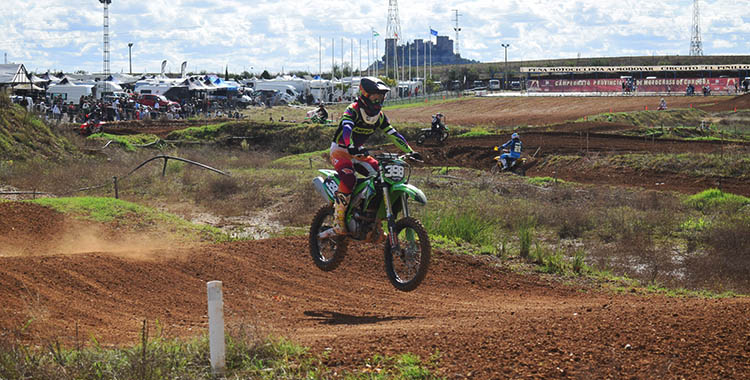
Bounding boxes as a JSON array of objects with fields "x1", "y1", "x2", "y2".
[
  {"x1": 502, "y1": 139, "x2": 522, "y2": 158},
  {"x1": 333, "y1": 102, "x2": 412, "y2": 153}
]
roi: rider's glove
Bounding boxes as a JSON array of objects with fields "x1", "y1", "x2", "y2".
[
  {"x1": 409, "y1": 152, "x2": 424, "y2": 161},
  {"x1": 348, "y1": 146, "x2": 369, "y2": 156}
]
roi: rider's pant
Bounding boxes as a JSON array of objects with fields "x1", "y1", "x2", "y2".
[
  {"x1": 500, "y1": 153, "x2": 518, "y2": 167},
  {"x1": 329, "y1": 143, "x2": 379, "y2": 194}
]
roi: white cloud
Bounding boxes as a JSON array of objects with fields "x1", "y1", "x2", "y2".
[{"x1": 0, "y1": 0, "x2": 748, "y2": 74}]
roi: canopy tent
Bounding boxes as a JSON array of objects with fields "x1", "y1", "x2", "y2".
[
  {"x1": 0, "y1": 64, "x2": 30, "y2": 89},
  {"x1": 12, "y1": 83, "x2": 45, "y2": 91},
  {"x1": 29, "y1": 74, "x2": 50, "y2": 85}
]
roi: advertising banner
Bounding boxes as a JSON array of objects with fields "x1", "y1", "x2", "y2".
[
  {"x1": 521, "y1": 65, "x2": 750, "y2": 73},
  {"x1": 526, "y1": 77, "x2": 740, "y2": 93}
]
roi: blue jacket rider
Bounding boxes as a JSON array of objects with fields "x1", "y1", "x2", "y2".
[{"x1": 500, "y1": 133, "x2": 522, "y2": 169}]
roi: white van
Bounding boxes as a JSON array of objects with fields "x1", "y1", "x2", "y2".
[
  {"x1": 47, "y1": 82, "x2": 94, "y2": 102},
  {"x1": 489, "y1": 79, "x2": 501, "y2": 90}
]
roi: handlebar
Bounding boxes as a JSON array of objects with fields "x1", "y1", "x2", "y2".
[{"x1": 373, "y1": 152, "x2": 423, "y2": 163}]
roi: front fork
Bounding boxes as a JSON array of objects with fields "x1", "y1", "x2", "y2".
[{"x1": 381, "y1": 178, "x2": 412, "y2": 250}]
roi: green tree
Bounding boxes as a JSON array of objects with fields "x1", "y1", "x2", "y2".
[{"x1": 260, "y1": 70, "x2": 272, "y2": 80}]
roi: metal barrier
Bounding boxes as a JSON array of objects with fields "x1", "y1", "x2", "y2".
[{"x1": 1, "y1": 155, "x2": 229, "y2": 200}]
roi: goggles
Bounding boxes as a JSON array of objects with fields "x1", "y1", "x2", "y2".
[{"x1": 367, "y1": 93, "x2": 385, "y2": 104}]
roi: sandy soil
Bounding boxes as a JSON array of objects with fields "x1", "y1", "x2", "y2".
[{"x1": 1, "y1": 203, "x2": 749, "y2": 379}]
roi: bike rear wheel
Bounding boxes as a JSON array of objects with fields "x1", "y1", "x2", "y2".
[
  {"x1": 490, "y1": 162, "x2": 501, "y2": 174},
  {"x1": 384, "y1": 217, "x2": 431, "y2": 291},
  {"x1": 309, "y1": 205, "x2": 348, "y2": 271}
]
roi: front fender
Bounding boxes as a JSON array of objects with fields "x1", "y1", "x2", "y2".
[{"x1": 391, "y1": 183, "x2": 427, "y2": 205}]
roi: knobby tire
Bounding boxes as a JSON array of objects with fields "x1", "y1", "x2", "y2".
[
  {"x1": 309, "y1": 204, "x2": 348, "y2": 271},
  {"x1": 384, "y1": 217, "x2": 431, "y2": 292}
]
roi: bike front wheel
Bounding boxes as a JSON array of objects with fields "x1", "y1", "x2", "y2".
[{"x1": 384, "y1": 217, "x2": 431, "y2": 291}]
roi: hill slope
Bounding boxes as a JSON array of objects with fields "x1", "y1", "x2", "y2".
[{"x1": 0, "y1": 95, "x2": 77, "y2": 161}]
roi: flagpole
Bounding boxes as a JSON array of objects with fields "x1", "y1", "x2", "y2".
[
  {"x1": 424, "y1": 34, "x2": 427, "y2": 84},
  {"x1": 350, "y1": 38, "x2": 353, "y2": 78},
  {"x1": 341, "y1": 37, "x2": 344, "y2": 77},
  {"x1": 331, "y1": 38, "x2": 334, "y2": 79},
  {"x1": 359, "y1": 38, "x2": 362, "y2": 77},
  {"x1": 429, "y1": 27, "x2": 432, "y2": 80},
  {"x1": 319, "y1": 36, "x2": 322, "y2": 77},
  {"x1": 408, "y1": 40, "x2": 411, "y2": 82},
  {"x1": 367, "y1": 39, "x2": 370, "y2": 76}
]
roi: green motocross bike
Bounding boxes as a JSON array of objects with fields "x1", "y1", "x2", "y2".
[{"x1": 310, "y1": 152, "x2": 431, "y2": 292}]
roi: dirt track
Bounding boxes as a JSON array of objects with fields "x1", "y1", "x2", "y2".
[
  {"x1": 1, "y1": 203, "x2": 749, "y2": 379},
  {"x1": 387, "y1": 95, "x2": 729, "y2": 127},
  {"x1": 4, "y1": 95, "x2": 750, "y2": 378},
  {"x1": 415, "y1": 130, "x2": 750, "y2": 196}
]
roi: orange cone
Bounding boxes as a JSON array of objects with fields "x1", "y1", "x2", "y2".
[{"x1": 645, "y1": 106, "x2": 648, "y2": 111}]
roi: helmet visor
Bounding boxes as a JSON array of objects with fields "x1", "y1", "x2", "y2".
[{"x1": 367, "y1": 93, "x2": 385, "y2": 105}]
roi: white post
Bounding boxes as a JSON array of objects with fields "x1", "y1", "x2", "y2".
[{"x1": 207, "y1": 281, "x2": 226, "y2": 375}]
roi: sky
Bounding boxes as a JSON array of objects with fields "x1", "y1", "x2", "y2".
[{"x1": 1, "y1": 0, "x2": 748, "y2": 75}]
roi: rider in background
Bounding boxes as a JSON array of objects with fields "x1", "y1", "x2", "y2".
[
  {"x1": 431, "y1": 113, "x2": 445, "y2": 134},
  {"x1": 500, "y1": 132, "x2": 522, "y2": 170},
  {"x1": 658, "y1": 98, "x2": 667, "y2": 111},
  {"x1": 317, "y1": 102, "x2": 328, "y2": 121},
  {"x1": 329, "y1": 77, "x2": 422, "y2": 235}
]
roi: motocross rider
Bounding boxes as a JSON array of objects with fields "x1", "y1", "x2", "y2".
[
  {"x1": 500, "y1": 132, "x2": 522, "y2": 170},
  {"x1": 329, "y1": 76, "x2": 422, "y2": 235},
  {"x1": 431, "y1": 113, "x2": 445, "y2": 134},
  {"x1": 317, "y1": 102, "x2": 329, "y2": 121}
]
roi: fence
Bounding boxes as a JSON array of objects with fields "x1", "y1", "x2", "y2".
[{"x1": 0, "y1": 155, "x2": 228, "y2": 200}]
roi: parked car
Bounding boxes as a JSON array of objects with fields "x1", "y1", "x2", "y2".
[{"x1": 137, "y1": 94, "x2": 179, "y2": 109}]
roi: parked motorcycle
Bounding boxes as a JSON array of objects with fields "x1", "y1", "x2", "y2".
[
  {"x1": 490, "y1": 146, "x2": 527, "y2": 176},
  {"x1": 310, "y1": 152, "x2": 430, "y2": 291}
]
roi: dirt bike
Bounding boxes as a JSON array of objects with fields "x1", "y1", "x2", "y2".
[
  {"x1": 310, "y1": 152, "x2": 430, "y2": 292},
  {"x1": 79, "y1": 118, "x2": 104, "y2": 136},
  {"x1": 415, "y1": 126, "x2": 449, "y2": 145},
  {"x1": 490, "y1": 146, "x2": 527, "y2": 176}
]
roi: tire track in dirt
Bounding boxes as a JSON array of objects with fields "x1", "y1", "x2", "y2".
[{"x1": 1, "y1": 232, "x2": 749, "y2": 379}]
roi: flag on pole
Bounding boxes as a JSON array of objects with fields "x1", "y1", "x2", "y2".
[
  {"x1": 430, "y1": 28, "x2": 438, "y2": 36},
  {"x1": 372, "y1": 29, "x2": 380, "y2": 37}
]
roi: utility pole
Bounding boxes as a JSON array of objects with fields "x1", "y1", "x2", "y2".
[
  {"x1": 501, "y1": 43, "x2": 510, "y2": 90},
  {"x1": 128, "y1": 42, "x2": 133, "y2": 75},
  {"x1": 452, "y1": 9, "x2": 462, "y2": 56},
  {"x1": 331, "y1": 38, "x2": 335, "y2": 78},
  {"x1": 319, "y1": 36, "x2": 322, "y2": 76}
]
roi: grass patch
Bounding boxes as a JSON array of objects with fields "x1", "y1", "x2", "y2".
[
  {"x1": 0, "y1": 330, "x2": 443, "y2": 380},
  {"x1": 526, "y1": 176, "x2": 564, "y2": 187},
  {"x1": 29, "y1": 197, "x2": 230, "y2": 242},
  {"x1": 272, "y1": 149, "x2": 329, "y2": 168},
  {"x1": 685, "y1": 188, "x2": 750, "y2": 211},
  {"x1": 421, "y1": 208, "x2": 496, "y2": 249},
  {"x1": 89, "y1": 132, "x2": 161, "y2": 152},
  {"x1": 457, "y1": 128, "x2": 496, "y2": 138}
]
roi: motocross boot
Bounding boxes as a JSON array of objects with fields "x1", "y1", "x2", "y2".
[{"x1": 333, "y1": 192, "x2": 351, "y2": 235}]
